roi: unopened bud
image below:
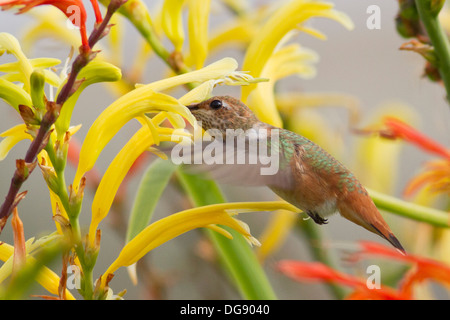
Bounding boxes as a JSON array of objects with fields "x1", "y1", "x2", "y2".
[
  {"x1": 68, "y1": 177, "x2": 86, "y2": 218},
  {"x1": 30, "y1": 69, "x2": 46, "y2": 112},
  {"x1": 38, "y1": 158, "x2": 60, "y2": 194}
]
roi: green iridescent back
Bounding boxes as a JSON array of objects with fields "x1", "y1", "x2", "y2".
[{"x1": 277, "y1": 128, "x2": 367, "y2": 195}]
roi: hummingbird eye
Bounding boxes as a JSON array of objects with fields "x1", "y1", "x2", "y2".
[{"x1": 210, "y1": 99, "x2": 223, "y2": 110}]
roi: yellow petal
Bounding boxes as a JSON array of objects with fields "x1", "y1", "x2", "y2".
[
  {"x1": 22, "y1": 8, "x2": 82, "y2": 52},
  {"x1": 0, "y1": 78, "x2": 33, "y2": 111},
  {"x1": 187, "y1": 0, "x2": 211, "y2": 69},
  {"x1": 208, "y1": 16, "x2": 257, "y2": 52},
  {"x1": 0, "y1": 57, "x2": 60, "y2": 73},
  {"x1": 207, "y1": 2, "x2": 273, "y2": 52},
  {"x1": 247, "y1": 44, "x2": 318, "y2": 126},
  {"x1": 178, "y1": 79, "x2": 216, "y2": 105},
  {"x1": 296, "y1": 26, "x2": 327, "y2": 40},
  {"x1": 102, "y1": 201, "x2": 297, "y2": 287},
  {"x1": 0, "y1": 124, "x2": 32, "y2": 161},
  {"x1": 161, "y1": 0, "x2": 185, "y2": 52},
  {"x1": 145, "y1": 57, "x2": 238, "y2": 91},
  {"x1": 264, "y1": 44, "x2": 318, "y2": 81},
  {"x1": 0, "y1": 33, "x2": 33, "y2": 91},
  {"x1": 241, "y1": 1, "x2": 353, "y2": 102},
  {"x1": 89, "y1": 125, "x2": 154, "y2": 244}
]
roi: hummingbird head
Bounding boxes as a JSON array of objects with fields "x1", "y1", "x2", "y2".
[{"x1": 187, "y1": 96, "x2": 260, "y2": 134}]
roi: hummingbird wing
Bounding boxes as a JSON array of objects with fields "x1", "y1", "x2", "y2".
[{"x1": 169, "y1": 130, "x2": 295, "y2": 189}]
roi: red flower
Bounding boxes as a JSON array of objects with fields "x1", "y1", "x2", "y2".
[
  {"x1": 382, "y1": 117, "x2": 450, "y2": 160},
  {"x1": 277, "y1": 260, "x2": 408, "y2": 300},
  {"x1": 403, "y1": 159, "x2": 450, "y2": 197},
  {"x1": 353, "y1": 241, "x2": 450, "y2": 298},
  {"x1": 381, "y1": 117, "x2": 450, "y2": 197},
  {"x1": 278, "y1": 241, "x2": 450, "y2": 300},
  {"x1": 0, "y1": 0, "x2": 90, "y2": 49}
]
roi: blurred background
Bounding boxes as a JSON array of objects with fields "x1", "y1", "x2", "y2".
[{"x1": 0, "y1": 0, "x2": 449, "y2": 299}]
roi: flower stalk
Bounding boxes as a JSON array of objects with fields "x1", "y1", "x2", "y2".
[{"x1": 415, "y1": 0, "x2": 450, "y2": 104}]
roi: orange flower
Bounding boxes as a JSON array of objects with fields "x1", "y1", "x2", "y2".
[
  {"x1": 403, "y1": 159, "x2": 450, "y2": 197},
  {"x1": 353, "y1": 241, "x2": 450, "y2": 298},
  {"x1": 0, "y1": 0, "x2": 90, "y2": 48},
  {"x1": 380, "y1": 117, "x2": 450, "y2": 197},
  {"x1": 382, "y1": 117, "x2": 450, "y2": 160},
  {"x1": 277, "y1": 260, "x2": 407, "y2": 300},
  {"x1": 278, "y1": 241, "x2": 450, "y2": 300}
]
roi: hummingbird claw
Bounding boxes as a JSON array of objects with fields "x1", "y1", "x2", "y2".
[{"x1": 307, "y1": 211, "x2": 328, "y2": 225}]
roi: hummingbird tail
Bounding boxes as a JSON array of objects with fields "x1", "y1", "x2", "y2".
[
  {"x1": 369, "y1": 223, "x2": 405, "y2": 254},
  {"x1": 338, "y1": 198, "x2": 406, "y2": 254}
]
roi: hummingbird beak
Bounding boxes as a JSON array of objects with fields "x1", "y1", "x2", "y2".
[{"x1": 187, "y1": 103, "x2": 200, "y2": 111}]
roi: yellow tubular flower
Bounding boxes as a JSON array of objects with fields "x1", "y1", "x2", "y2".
[
  {"x1": 142, "y1": 57, "x2": 238, "y2": 91},
  {"x1": 22, "y1": 8, "x2": 82, "y2": 52},
  {"x1": 72, "y1": 90, "x2": 194, "y2": 191},
  {"x1": 187, "y1": 0, "x2": 211, "y2": 69},
  {"x1": 73, "y1": 58, "x2": 251, "y2": 190},
  {"x1": 208, "y1": 17, "x2": 257, "y2": 53},
  {"x1": 101, "y1": 201, "x2": 298, "y2": 287},
  {"x1": 162, "y1": 0, "x2": 185, "y2": 52},
  {"x1": 247, "y1": 44, "x2": 318, "y2": 127},
  {"x1": 0, "y1": 237, "x2": 75, "y2": 299},
  {"x1": 0, "y1": 78, "x2": 32, "y2": 111},
  {"x1": 89, "y1": 123, "x2": 188, "y2": 244},
  {"x1": 178, "y1": 79, "x2": 217, "y2": 105},
  {"x1": 0, "y1": 33, "x2": 34, "y2": 91},
  {"x1": 241, "y1": 0, "x2": 354, "y2": 104}
]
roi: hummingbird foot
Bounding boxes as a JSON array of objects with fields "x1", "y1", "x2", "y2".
[{"x1": 306, "y1": 211, "x2": 328, "y2": 225}]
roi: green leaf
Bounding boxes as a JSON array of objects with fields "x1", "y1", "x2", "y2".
[
  {"x1": 126, "y1": 158, "x2": 178, "y2": 243},
  {"x1": 176, "y1": 169, "x2": 277, "y2": 300}
]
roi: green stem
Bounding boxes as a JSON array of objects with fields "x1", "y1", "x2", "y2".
[
  {"x1": 297, "y1": 220, "x2": 348, "y2": 299},
  {"x1": 415, "y1": 0, "x2": 450, "y2": 104},
  {"x1": 176, "y1": 169, "x2": 277, "y2": 300},
  {"x1": 368, "y1": 188, "x2": 449, "y2": 228}
]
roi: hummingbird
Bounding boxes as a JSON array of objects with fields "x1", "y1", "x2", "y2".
[{"x1": 185, "y1": 95, "x2": 405, "y2": 253}]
